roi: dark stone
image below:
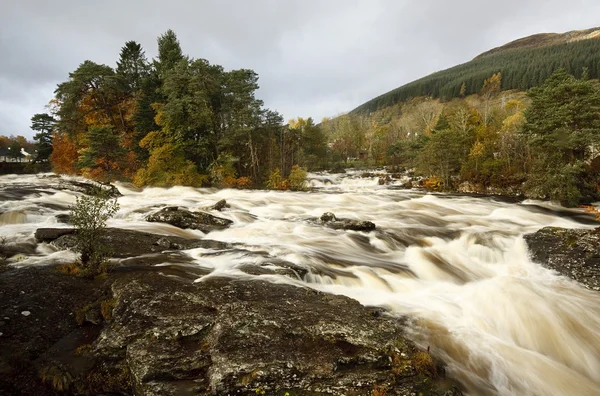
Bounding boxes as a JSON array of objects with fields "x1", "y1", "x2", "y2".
[
  {"x1": 524, "y1": 227, "x2": 600, "y2": 291},
  {"x1": 320, "y1": 212, "x2": 337, "y2": 222},
  {"x1": 319, "y1": 212, "x2": 376, "y2": 232},
  {"x1": 42, "y1": 227, "x2": 230, "y2": 258},
  {"x1": 0, "y1": 265, "x2": 462, "y2": 396},
  {"x1": 34, "y1": 228, "x2": 76, "y2": 242},
  {"x1": 58, "y1": 180, "x2": 122, "y2": 198},
  {"x1": 55, "y1": 214, "x2": 71, "y2": 224},
  {"x1": 239, "y1": 260, "x2": 309, "y2": 279},
  {"x1": 0, "y1": 266, "x2": 108, "y2": 395},
  {"x1": 378, "y1": 177, "x2": 385, "y2": 185},
  {"x1": 94, "y1": 273, "x2": 461, "y2": 395},
  {"x1": 146, "y1": 207, "x2": 233, "y2": 233},
  {"x1": 205, "y1": 199, "x2": 230, "y2": 211}
]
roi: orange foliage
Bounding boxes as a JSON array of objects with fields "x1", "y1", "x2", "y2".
[
  {"x1": 581, "y1": 205, "x2": 600, "y2": 221},
  {"x1": 423, "y1": 176, "x2": 443, "y2": 191},
  {"x1": 236, "y1": 177, "x2": 252, "y2": 189},
  {"x1": 51, "y1": 133, "x2": 79, "y2": 175}
]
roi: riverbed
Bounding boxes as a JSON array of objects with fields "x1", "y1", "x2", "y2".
[{"x1": 1, "y1": 171, "x2": 599, "y2": 395}]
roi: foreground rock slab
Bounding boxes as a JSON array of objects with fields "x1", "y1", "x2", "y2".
[
  {"x1": 147, "y1": 206, "x2": 233, "y2": 233},
  {"x1": 0, "y1": 265, "x2": 461, "y2": 395},
  {"x1": 96, "y1": 274, "x2": 460, "y2": 395},
  {"x1": 524, "y1": 226, "x2": 600, "y2": 291}
]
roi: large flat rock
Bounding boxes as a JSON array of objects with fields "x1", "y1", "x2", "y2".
[{"x1": 524, "y1": 226, "x2": 600, "y2": 291}]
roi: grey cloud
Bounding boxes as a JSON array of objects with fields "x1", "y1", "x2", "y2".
[{"x1": 2, "y1": 0, "x2": 600, "y2": 138}]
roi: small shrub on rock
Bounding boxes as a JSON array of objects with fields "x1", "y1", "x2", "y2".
[{"x1": 69, "y1": 187, "x2": 119, "y2": 276}]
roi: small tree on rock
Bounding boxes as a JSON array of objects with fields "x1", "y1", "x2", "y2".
[{"x1": 69, "y1": 188, "x2": 119, "y2": 276}]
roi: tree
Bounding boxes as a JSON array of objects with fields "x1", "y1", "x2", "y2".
[
  {"x1": 116, "y1": 41, "x2": 149, "y2": 93},
  {"x1": 479, "y1": 72, "x2": 502, "y2": 126},
  {"x1": 418, "y1": 129, "x2": 463, "y2": 189},
  {"x1": 78, "y1": 125, "x2": 124, "y2": 181},
  {"x1": 50, "y1": 133, "x2": 79, "y2": 174},
  {"x1": 8, "y1": 140, "x2": 23, "y2": 162},
  {"x1": 522, "y1": 69, "x2": 600, "y2": 205},
  {"x1": 30, "y1": 113, "x2": 55, "y2": 162},
  {"x1": 155, "y1": 29, "x2": 184, "y2": 77},
  {"x1": 69, "y1": 188, "x2": 120, "y2": 276}
]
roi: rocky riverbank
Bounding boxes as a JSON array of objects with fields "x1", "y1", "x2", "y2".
[
  {"x1": 525, "y1": 226, "x2": 600, "y2": 291},
  {"x1": 0, "y1": 228, "x2": 463, "y2": 396}
]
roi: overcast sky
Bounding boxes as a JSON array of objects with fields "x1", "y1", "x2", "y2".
[{"x1": 1, "y1": 0, "x2": 599, "y2": 139}]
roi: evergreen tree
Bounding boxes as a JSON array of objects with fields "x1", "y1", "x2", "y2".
[
  {"x1": 30, "y1": 113, "x2": 55, "y2": 162},
  {"x1": 116, "y1": 41, "x2": 149, "y2": 93},
  {"x1": 522, "y1": 69, "x2": 600, "y2": 205}
]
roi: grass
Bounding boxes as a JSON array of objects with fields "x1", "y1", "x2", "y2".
[
  {"x1": 412, "y1": 350, "x2": 437, "y2": 378},
  {"x1": 100, "y1": 299, "x2": 116, "y2": 321}
]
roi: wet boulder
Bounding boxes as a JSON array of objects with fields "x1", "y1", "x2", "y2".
[
  {"x1": 35, "y1": 228, "x2": 76, "y2": 242},
  {"x1": 524, "y1": 227, "x2": 600, "y2": 291},
  {"x1": 58, "y1": 180, "x2": 122, "y2": 198},
  {"x1": 146, "y1": 206, "x2": 233, "y2": 233},
  {"x1": 36, "y1": 227, "x2": 229, "y2": 258},
  {"x1": 204, "y1": 199, "x2": 230, "y2": 212},
  {"x1": 319, "y1": 212, "x2": 376, "y2": 232}
]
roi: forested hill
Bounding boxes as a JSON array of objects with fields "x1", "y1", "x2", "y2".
[{"x1": 351, "y1": 27, "x2": 600, "y2": 114}]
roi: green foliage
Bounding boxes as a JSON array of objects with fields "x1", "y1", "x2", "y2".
[
  {"x1": 522, "y1": 69, "x2": 600, "y2": 206},
  {"x1": 69, "y1": 188, "x2": 120, "y2": 276},
  {"x1": 30, "y1": 113, "x2": 55, "y2": 162},
  {"x1": 288, "y1": 165, "x2": 307, "y2": 191},
  {"x1": 78, "y1": 125, "x2": 124, "y2": 181},
  {"x1": 8, "y1": 140, "x2": 23, "y2": 161},
  {"x1": 418, "y1": 129, "x2": 464, "y2": 189},
  {"x1": 353, "y1": 38, "x2": 600, "y2": 113},
  {"x1": 116, "y1": 41, "x2": 149, "y2": 93}
]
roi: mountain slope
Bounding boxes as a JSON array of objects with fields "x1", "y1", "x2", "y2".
[{"x1": 351, "y1": 27, "x2": 600, "y2": 114}]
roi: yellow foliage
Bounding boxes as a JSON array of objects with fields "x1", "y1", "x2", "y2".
[
  {"x1": 288, "y1": 165, "x2": 307, "y2": 191},
  {"x1": 134, "y1": 143, "x2": 206, "y2": 187}
]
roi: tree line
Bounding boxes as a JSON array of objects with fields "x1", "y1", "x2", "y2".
[
  {"x1": 34, "y1": 30, "x2": 329, "y2": 189},
  {"x1": 323, "y1": 70, "x2": 600, "y2": 206}
]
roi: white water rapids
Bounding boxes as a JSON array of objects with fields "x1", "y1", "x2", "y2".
[{"x1": 2, "y1": 171, "x2": 600, "y2": 395}]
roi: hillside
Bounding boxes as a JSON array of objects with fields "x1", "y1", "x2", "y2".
[
  {"x1": 475, "y1": 27, "x2": 600, "y2": 59},
  {"x1": 351, "y1": 27, "x2": 600, "y2": 114}
]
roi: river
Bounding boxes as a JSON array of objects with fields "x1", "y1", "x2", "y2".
[{"x1": 1, "y1": 171, "x2": 600, "y2": 395}]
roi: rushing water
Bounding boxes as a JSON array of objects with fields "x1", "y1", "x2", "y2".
[{"x1": 2, "y1": 171, "x2": 600, "y2": 395}]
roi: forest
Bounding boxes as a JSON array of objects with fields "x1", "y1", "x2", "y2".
[
  {"x1": 352, "y1": 37, "x2": 600, "y2": 114},
  {"x1": 321, "y1": 69, "x2": 600, "y2": 206},
  {"x1": 17, "y1": 30, "x2": 600, "y2": 206},
  {"x1": 27, "y1": 30, "x2": 325, "y2": 189}
]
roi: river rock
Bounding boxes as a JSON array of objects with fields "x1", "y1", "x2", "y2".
[
  {"x1": 58, "y1": 180, "x2": 122, "y2": 198},
  {"x1": 524, "y1": 226, "x2": 600, "y2": 291},
  {"x1": 93, "y1": 273, "x2": 460, "y2": 395},
  {"x1": 205, "y1": 199, "x2": 230, "y2": 211},
  {"x1": 34, "y1": 228, "x2": 76, "y2": 242},
  {"x1": 319, "y1": 212, "x2": 376, "y2": 232},
  {"x1": 36, "y1": 227, "x2": 229, "y2": 258},
  {"x1": 146, "y1": 206, "x2": 233, "y2": 232},
  {"x1": 0, "y1": 266, "x2": 461, "y2": 395}
]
